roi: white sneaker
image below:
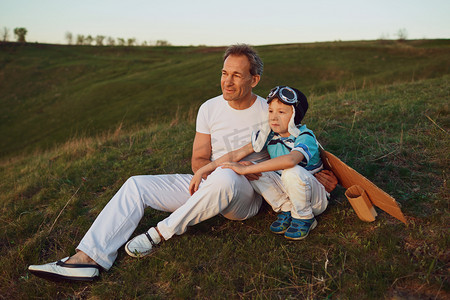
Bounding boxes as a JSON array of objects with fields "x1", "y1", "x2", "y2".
[
  {"x1": 28, "y1": 257, "x2": 101, "y2": 281},
  {"x1": 125, "y1": 227, "x2": 161, "y2": 258}
]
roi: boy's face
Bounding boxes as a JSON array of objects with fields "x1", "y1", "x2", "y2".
[{"x1": 268, "y1": 99, "x2": 293, "y2": 137}]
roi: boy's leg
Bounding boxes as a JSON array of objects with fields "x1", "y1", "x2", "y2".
[
  {"x1": 281, "y1": 166, "x2": 329, "y2": 220},
  {"x1": 281, "y1": 166, "x2": 328, "y2": 240},
  {"x1": 249, "y1": 171, "x2": 292, "y2": 212},
  {"x1": 77, "y1": 174, "x2": 193, "y2": 270},
  {"x1": 249, "y1": 172, "x2": 293, "y2": 234}
]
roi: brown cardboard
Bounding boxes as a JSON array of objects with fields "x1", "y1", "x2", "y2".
[
  {"x1": 345, "y1": 185, "x2": 377, "y2": 222},
  {"x1": 320, "y1": 148, "x2": 407, "y2": 224}
]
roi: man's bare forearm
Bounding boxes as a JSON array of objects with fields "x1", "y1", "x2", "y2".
[{"x1": 191, "y1": 158, "x2": 212, "y2": 174}]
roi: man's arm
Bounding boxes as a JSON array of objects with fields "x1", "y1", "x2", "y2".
[
  {"x1": 191, "y1": 132, "x2": 212, "y2": 174},
  {"x1": 189, "y1": 142, "x2": 254, "y2": 195},
  {"x1": 195, "y1": 142, "x2": 253, "y2": 175}
]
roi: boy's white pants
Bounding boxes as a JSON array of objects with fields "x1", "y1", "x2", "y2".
[
  {"x1": 250, "y1": 165, "x2": 328, "y2": 220},
  {"x1": 77, "y1": 167, "x2": 261, "y2": 270}
]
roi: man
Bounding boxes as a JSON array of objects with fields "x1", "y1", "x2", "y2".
[{"x1": 28, "y1": 44, "x2": 337, "y2": 282}]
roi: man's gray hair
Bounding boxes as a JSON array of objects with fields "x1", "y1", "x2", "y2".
[{"x1": 223, "y1": 44, "x2": 264, "y2": 76}]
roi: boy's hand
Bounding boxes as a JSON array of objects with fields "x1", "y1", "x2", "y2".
[
  {"x1": 221, "y1": 161, "x2": 262, "y2": 181},
  {"x1": 237, "y1": 161, "x2": 262, "y2": 181},
  {"x1": 221, "y1": 162, "x2": 248, "y2": 174},
  {"x1": 189, "y1": 172, "x2": 203, "y2": 195},
  {"x1": 314, "y1": 169, "x2": 338, "y2": 193}
]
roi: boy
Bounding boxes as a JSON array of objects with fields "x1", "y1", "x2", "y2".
[{"x1": 189, "y1": 86, "x2": 328, "y2": 240}]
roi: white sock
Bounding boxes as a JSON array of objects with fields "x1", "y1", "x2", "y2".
[{"x1": 147, "y1": 227, "x2": 161, "y2": 244}]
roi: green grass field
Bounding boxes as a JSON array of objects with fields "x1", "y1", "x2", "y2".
[{"x1": 0, "y1": 40, "x2": 449, "y2": 299}]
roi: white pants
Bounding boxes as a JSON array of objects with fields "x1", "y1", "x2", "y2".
[
  {"x1": 77, "y1": 167, "x2": 262, "y2": 270},
  {"x1": 250, "y1": 166, "x2": 328, "y2": 220}
]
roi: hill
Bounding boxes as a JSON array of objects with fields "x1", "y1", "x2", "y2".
[
  {"x1": 0, "y1": 40, "x2": 449, "y2": 299},
  {"x1": 1, "y1": 39, "x2": 449, "y2": 158}
]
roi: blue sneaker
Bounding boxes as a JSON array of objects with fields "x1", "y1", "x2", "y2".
[
  {"x1": 284, "y1": 218, "x2": 317, "y2": 240},
  {"x1": 269, "y1": 211, "x2": 292, "y2": 234}
]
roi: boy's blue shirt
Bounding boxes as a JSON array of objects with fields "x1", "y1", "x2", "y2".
[{"x1": 263, "y1": 124, "x2": 323, "y2": 173}]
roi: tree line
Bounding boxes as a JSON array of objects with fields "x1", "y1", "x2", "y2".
[
  {"x1": 0, "y1": 27, "x2": 171, "y2": 47},
  {"x1": 1, "y1": 27, "x2": 27, "y2": 43},
  {"x1": 64, "y1": 32, "x2": 171, "y2": 47},
  {"x1": 2, "y1": 26, "x2": 410, "y2": 46}
]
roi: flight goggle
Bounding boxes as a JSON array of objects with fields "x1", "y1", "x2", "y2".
[{"x1": 266, "y1": 86, "x2": 298, "y2": 105}]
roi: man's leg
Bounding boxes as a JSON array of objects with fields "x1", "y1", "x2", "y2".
[
  {"x1": 77, "y1": 174, "x2": 193, "y2": 270},
  {"x1": 157, "y1": 167, "x2": 261, "y2": 240},
  {"x1": 28, "y1": 173, "x2": 193, "y2": 280}
]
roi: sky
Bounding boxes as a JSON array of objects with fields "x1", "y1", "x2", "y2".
[{"x1": 1, "y1": 0, "x2": 449, "y2": 46}]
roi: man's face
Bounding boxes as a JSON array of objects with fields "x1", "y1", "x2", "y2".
[{"x1": 221, "y1": 55, "x2": 259, "y2": 103}]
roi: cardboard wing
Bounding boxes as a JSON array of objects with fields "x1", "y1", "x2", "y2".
[{"x1": 320, "y1": 148, "x2": 407, "y2": 224}]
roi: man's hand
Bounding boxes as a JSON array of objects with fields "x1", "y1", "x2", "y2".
[
  {"x1": 314, "y1": 169, "x2": 338, "y2": 193},
  {"x1": 189, "y1": 172, "x2": 203, "y2": 195}
]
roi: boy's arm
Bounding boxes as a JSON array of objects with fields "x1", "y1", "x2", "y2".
[
  {"x1": 222, "y1": 151, "x2": 304, "y2": 175},
  {"x1": 189, "y1": 142, "x2": 254, "y2": 195},
  {"x1": 199, "y1": 142, "x2": 253, "y2": 176}
]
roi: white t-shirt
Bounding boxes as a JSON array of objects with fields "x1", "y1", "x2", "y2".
[{"x1": 196, "y1": 95, "x2": 270, "y2": 162}]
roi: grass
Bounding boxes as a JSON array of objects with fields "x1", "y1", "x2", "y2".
[{"x1": 0, "y1": 40, "x2": 449, "y2": 299}]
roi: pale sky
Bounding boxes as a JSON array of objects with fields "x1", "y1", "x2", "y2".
[{"x1": 1, "y1": 0, "x2": 449, "y2": 46}]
